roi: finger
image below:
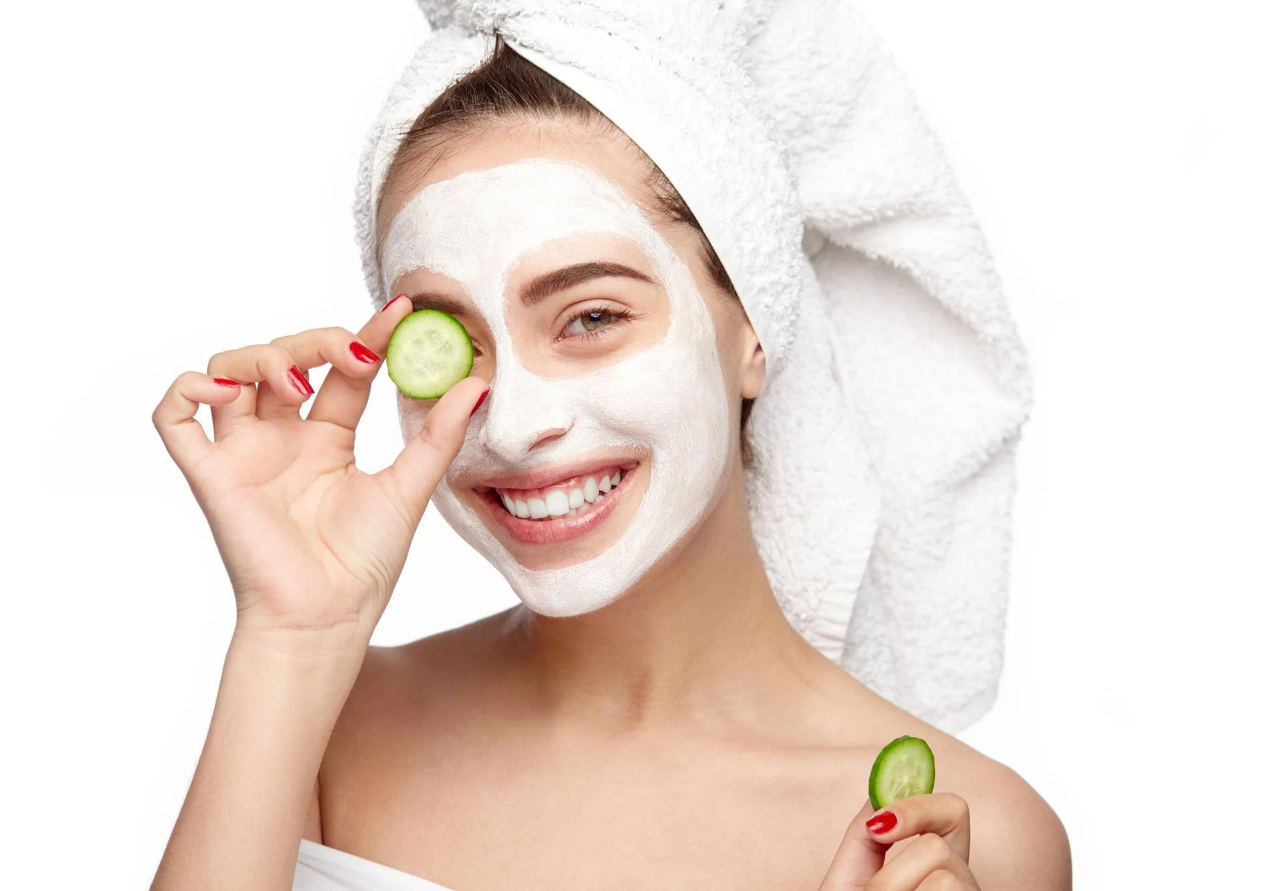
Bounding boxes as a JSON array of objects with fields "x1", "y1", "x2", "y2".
[
  {"x1": 915, "y1": 868, "x2": 975, "y2": 891},
  {"x1": 206, "y1": 357, "x2": 258, "y2": 440},
  {"x1": 374, "y1": 375, "x2": 489, "y2": 526},
  {"x1": 864, "y1": 793, "x2": 970, "y2": 866},
  {"x1": 255, "y1": 327, "x2": 378, "y2": 422},
  {"x1": 307, "y1": 293, "x2": 412, "y2": 430},
  {"x1": 867, "y1": 834, "x2": 977, "y2": 891},
  {"x1": 254, "y1": 375, "x2": 307, "y2": 424},
  {"x1": 818, "y1": 798, "x2": 888, "y2": 891},
  {"x1": 153, "y1": 372, "x2": 245, "y2": 472},
  {"x1": 205, "y1": 343, "x2": 312, "y2": 431}
]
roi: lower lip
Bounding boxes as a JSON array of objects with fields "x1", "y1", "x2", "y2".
[{"x1": 476, "y1": 464, "x2": 639, "y2": 546}]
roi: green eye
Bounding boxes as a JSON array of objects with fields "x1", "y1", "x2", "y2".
[
  {"x1": 579, "y1": 310, "x2": 612, "y2": 331},
  {"x1": 561, "y1": 304, "x2": 633, "y2": 340}
]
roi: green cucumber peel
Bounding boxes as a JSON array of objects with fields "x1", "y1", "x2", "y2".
[
  {"x1": 385, "y1": 308, "x2": 475, "y2": 399},
  {"x1": 868, "y1": 735, "x2": 936, "y2": 809}
]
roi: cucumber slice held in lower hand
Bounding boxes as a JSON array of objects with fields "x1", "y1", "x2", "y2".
[
  {"x1": 386, "y1": 309, "x2": 475, "y2": 399},
  {"x1": 868, "y1": 735, "x2": 936, "y2": 809}
]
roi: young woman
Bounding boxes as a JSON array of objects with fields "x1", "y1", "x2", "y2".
[{"x1": 150, "y1": 33, "x2": 1070, "y2": 891}]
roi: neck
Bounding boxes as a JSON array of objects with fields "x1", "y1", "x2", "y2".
[{"x1": 499, "y1": 463, "x2": 822, "y2": 730}]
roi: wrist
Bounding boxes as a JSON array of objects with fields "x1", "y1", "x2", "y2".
[
  {"x1": 231, "y1": 616, "x2": 373, "y2": 660},
  {"x1": 226, "y1": 624, "x2": 371, "y2": 693}
]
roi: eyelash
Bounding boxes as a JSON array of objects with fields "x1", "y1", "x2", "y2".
[{"x1": 559, "y1": 303, "x2": 635, "y2": 343}]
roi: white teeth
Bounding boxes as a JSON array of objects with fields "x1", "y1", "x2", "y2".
[
  {"x1": 545, "y1": 490, "x2": 570, "y2": 517},
  {"x1": 496, "y1": 467, "x2": 631, "y2": 521}
]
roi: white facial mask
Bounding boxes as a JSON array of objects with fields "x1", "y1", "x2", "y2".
[{"x1": 381, "y1": 157, "x2": 731, "y2": 617}]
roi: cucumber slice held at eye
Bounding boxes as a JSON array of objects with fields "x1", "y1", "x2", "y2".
[
  {"x1": 385, "y1": 309, "x2": 475, "y2": 399},
  {"x1": 868, "y1": 735, "x2": 936, "y2": 809}
]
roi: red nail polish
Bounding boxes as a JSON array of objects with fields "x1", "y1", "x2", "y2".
[
  {"x1": 288, "y1": 365, "x2": 314, "y2": 396},
  {"x1": 469, "y1": 388, "x2": 489, "y2": 417},
  {"x1": 866, "y1": 811, "x2": 898, "y2": 835},
  {"x1": 380, "y1": 293, "x2": 407, "y2": 312},
  {"x1": 349, "y1": 341, "x2": 380, "y2": 363},
  {"x1": 213, "y1": 378, "x2": 240, "y2": 387}
]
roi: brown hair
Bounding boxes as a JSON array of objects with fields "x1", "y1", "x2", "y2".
[{"x1": 377, "y1": 35, "x2": 756, "y2": 465}]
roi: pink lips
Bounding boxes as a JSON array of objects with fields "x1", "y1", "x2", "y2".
[{"x1": 476, "y1": 464, "x2": 639, "y2": 545}]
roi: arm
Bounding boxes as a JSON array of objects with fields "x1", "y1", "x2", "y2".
[
  {"x1": 148, "y1": 295, "x2": 488, "y2": 890},
  {"x1": 151, "y1": 630, "x2": 367, "y2": 890}
]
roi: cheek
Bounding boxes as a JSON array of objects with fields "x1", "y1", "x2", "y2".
[{"x1": 574, "y1": 336, "x2": 726, "y2": 442}]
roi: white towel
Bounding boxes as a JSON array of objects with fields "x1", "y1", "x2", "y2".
[{"x1": 353, "y1": 0, "x2": 1034, "y2": 733}]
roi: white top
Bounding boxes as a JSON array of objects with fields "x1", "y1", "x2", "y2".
[{"x1": 294, "y1": 839, "x2": 456, "y2": 891}]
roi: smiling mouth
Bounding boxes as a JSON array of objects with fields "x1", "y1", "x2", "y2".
[
  {"x1": 472, "y1": 462, "x2": 641, "y2": 546},
  {"x1": 491, "y1": 465, "x2": 627, "y2": 520}
]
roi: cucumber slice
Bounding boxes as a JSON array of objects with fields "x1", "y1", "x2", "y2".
[
  {"x1": 868, "y1": 735, "x2": 936, "y2": 809},
  {"x1": 385, "y1": 309, "x2": 474, "y2": 399}
]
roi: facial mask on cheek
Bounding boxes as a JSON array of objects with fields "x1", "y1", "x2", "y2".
[{"x1": 380, "y1": 158, "x2": 731, "y2": 616}]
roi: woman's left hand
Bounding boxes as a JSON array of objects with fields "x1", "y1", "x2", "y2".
[{"x1": 818, "y1": 793, "x2": 979, "y2": 890}]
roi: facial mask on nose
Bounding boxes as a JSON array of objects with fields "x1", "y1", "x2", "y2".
[{"x1": 380, "y1": 157, "x2": 731, "y2": 617}]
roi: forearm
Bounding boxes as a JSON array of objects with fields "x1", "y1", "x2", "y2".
[{"x1": 151, "y1": 629, "x2": 368, "y2": 891}]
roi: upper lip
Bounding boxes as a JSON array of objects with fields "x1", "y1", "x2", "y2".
[{"x1": 471, "y1": 455, "x2": 641, "y2": 492}]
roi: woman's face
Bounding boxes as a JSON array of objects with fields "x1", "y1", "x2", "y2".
[{"x1": 377, "y1": 124, "x2": 758, "y2": 617}]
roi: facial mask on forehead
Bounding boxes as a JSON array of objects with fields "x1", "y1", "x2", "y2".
[{"x1": 381, "y1": 157, "x2": 731, "y2": 617}]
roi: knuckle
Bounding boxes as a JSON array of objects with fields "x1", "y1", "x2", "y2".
[
  {"x1": 947, "y1": 792, "x2": 970, "y2": 824},
  {"x1": 265, "y1": 343, "x2": 296, "y2": 371},
  {"x1": 416, "y1": 420, "x2": 447, "y2": 455}
]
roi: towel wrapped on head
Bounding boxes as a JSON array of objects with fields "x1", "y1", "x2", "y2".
[{"x1": 355, "y1": 0, "x2": 1034, "y2": 733}]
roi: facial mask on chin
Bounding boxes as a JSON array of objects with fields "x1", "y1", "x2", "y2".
[{"x1": 380, "y1": 158, "x2": 731, "y2": 617}]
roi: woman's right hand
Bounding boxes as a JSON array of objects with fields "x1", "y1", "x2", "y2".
[{"x1": 151, "y1": 294, "x2": 489, "y2": 652}]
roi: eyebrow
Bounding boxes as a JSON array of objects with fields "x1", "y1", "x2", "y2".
[
  {"x1": 407, "y1": 260, "x2": 656, "y2": 316},
  {"x1": 520, "y1": 260, "x2": 656, "y2": 307},
  {"x1": 408, "y1": 293, "x2": 472, "y2": 317}
]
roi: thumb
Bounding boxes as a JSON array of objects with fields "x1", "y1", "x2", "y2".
[
  {"x1": 377, "y1": 376, "x2": 489, "y2": 524},
  {"x1": 818, "y1": 798, "x2": 890, "y2": 891}
]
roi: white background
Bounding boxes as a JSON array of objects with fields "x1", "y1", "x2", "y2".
[{"x1": 2, "y1": 2, "x2": 1261, "y2": 888}]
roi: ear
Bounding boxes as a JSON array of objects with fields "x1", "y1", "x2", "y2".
[{"x1": 739, "y1": 323, "x2": 767, "y2": 400}]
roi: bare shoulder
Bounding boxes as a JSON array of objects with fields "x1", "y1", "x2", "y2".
[
  {"x1": 318, "y1": 610, "x2": 513, "y2": 815},
  {"x1": 919, "y1": 729, "x2": 1072, "y2": 890},
  {"x1": 332, "y1": 608, "x2": 512, "y2": 730},
  {"x1": 831, "y1": 679, "x2": 1070, "y2": 890}
]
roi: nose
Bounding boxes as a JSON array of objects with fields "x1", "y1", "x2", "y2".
[{"x1": 478, "y1": 360, "x2": 573, "y2": 464}]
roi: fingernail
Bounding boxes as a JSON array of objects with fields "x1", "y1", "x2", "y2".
[
  {"x1": 288, "y1": 365, "x2": 314, "y2": 397},
  {"x1": 349, "y1": 341, "x2": 380, "y2": 364},
  {"x1": 380, "y1": 294, "x2": 407, "y2": 312},
  {"x1": 213, "y1": 378, "x2": 240, "y2": 387},
  {"x1": 469, "y1": 388, "x2": 489, "y2": 417},
  {"x1": 866, "y1": 811, "x2": 897, "y2": 835}
]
